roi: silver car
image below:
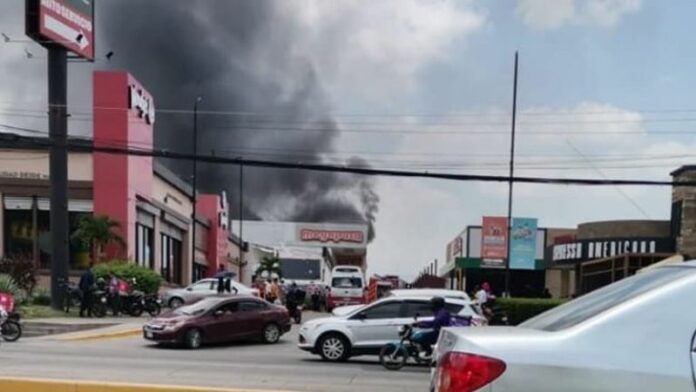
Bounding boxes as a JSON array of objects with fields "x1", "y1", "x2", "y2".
[
  {"x1": 431, "y1": 262, "x2": 696, "y2": 392},
  {"x1": 299, "y1": 296, "x2": 481, "y2": 362},
  {"x1": 162, "y1": 278, "x2": 258, "y2": 308}
]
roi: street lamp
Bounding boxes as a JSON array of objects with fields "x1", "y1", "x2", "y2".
[{"x1": 191, "y1": 96, "x2": 202, "y2": 278}]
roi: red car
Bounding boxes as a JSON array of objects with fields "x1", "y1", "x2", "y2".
[{"x1": 143, "y1": 296, "x2": 291, "y2": 349}]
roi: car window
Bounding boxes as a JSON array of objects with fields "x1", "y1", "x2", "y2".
[
  {"x1": 332, "y1": 277, "x2": 363, "y2": 289},
  {"x1": 444, "y1": 303, "x2": 464, "y2": 314},
  {"x1": 192, "y1": 280, "x2": 214, "y2": 291},
  {"x1": 403, "y1": 301, "x2": 434, "y2": 318},
  {"x1": 239, "y1": 301, "x2": 267, "y2": 312},
  {"x1": 216, "y1": 302, "x2": 239, "y2": 314},
  {"x1": 522, "y1": 267, "x2": 696, "y2": 332},
  {"x1": 357, "y1": 301, "x2": 402, "y2": 319}
]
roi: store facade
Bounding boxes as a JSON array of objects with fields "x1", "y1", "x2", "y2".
[{"x1": 0, "y1": 70, "x2": 240, "y2": 287}]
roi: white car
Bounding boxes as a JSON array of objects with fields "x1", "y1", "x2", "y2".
[
  {"x1": 162, "y1": 278, "x2": 259, "y2": 308},
  {"x1": 299, "y1": 296, "x2": 485, "y2": 362},
  {"x1": 388, "y1": 288, "x2": 472, "y2": 302},
  {"x1": 431, "y1": 262, "x2": 696, "y2": 392}
]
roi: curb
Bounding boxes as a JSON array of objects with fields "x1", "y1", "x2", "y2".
[
  {"x1": 57, "y1": 326, "x2": 142, "y2": 341},
  {"x1": 0, "y1": 377, "x2": 294, "y2": 392}
]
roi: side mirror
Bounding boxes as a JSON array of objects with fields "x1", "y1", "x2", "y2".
[
  {"x1": 186, "y1": 287, "x2": 193, "y2": 292},
  {"x1": 214, "y1": 310, "x2": 224, "y2": 317}
]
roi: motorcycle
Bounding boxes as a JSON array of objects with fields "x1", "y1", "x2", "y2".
[
  {"x1": 286, "y1": 302, "x2": 302, "y2": 324},
  {"x1": 91, "y1": 288, "x2": 109, "y2": 318},
  {"x1": 1, "y1": 311, "x2": 22, "y2": 342},
  {"x1": 59, "y1": 279, "x2": 82, "y2": 313},
  {"x1": 142, "y1": 294, "x2": 162, "y2": 317},
  {"x1": 379, "y1": 316, "x2": 471, "y2": 371}
]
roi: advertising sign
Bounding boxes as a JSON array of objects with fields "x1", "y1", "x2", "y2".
[
  {"x1": 547, "y1": 237, "x2": 675, "y2": 265},
  {"x1": 481, "y1": 216, "x2": 508, "y2": 263},
  {"x1": 446, "y1": 236, "x2": 463, "y2": 264},
  {"x1": 509, "y1": 218, "x2": 538, "y2": 270},
  {"x1": 26, "y1": 0, "x2": 95, "y2": 60}
]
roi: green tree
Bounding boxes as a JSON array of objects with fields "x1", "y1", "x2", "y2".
[
  {"x1": 255, "y1": 256, "x2": 282, "y2": 280},
  {"x1": 71, "y1": 215, "x2": 126, "y2": 262}
]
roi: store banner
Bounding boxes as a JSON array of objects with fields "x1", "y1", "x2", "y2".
[
  {"x1": 481, "y1": 216, "x2": 508, "y2": 264},
  {"x1": 510, "y1": 217, "x2": 538, "y2": 270}
]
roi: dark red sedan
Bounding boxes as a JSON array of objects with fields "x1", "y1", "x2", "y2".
[{"x1": 143, "y1": 296, "x2": 291, "y2": 349}]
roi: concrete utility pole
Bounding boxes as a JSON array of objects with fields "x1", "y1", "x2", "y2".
[
  {"x1": 191, "y1": 96, "x2": 202, "y2": 274},
  {"x1": 504, "y1": 51, "x2": 519, "y2": 298},
  {"x1": 48, "y1": 46, "x2": 69, "y2": 310}
]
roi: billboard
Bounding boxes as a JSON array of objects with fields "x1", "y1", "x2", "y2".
[
  {"x1": 547, "y1": 237, "x2": 675, "y2": 265},
  {"x1": 481, "y1": 216, "x2": 508, "y2": 264},
  {"x1": 26, "y1": 0, "x2": 95, "y2": 60},
  {"x1": 509, "y1": 218, "x2": 538, "y2": 270}
]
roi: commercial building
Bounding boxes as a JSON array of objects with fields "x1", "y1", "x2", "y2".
[
  {"x1": 231, "y1": 220, "x2": 369, "y2": 285},
  {"x1": 0, "y1": 70, "x2": 243, "y2": 287}
]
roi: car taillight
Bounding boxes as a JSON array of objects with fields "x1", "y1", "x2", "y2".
[{"x1": 436, "y1": 352, "x2": 506, "y2": 392}]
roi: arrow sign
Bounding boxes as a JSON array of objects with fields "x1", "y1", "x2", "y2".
[{"x1": 44, "y1": 14, "x2": 87, "y2": 49}]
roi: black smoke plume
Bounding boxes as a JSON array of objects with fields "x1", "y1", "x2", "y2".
[{"x1": 98, "y1": 0, "x2": 378, "y2": 240}]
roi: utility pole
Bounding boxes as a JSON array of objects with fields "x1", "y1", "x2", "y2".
[
  {"x1": 191, "y1": 97, "x2": 202, "y2": 274},
  {"x1": 504, "y1": 51, "x2": 519, "y2": 298},
  {"x1": 49, "y1": 46, "x2": 69, "y2": 310},
  {"x1": 239, "y1": 163, "x2": 244, "y2": 263}
]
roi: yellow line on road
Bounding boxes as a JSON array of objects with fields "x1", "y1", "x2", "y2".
[
  {"x1": 0, "y1": 377, "x2": 295, "y2": 392},
  {"x1": 58, "y1": 327, "x2": 142, "y2": 341}
]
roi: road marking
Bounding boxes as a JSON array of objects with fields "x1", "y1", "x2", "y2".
[
  {"x1": 58, "y1": 327, "x2": 142, "y2": 341},
  {"x1": 0, "y1": 377, "x2": 295, "y2": 392}
]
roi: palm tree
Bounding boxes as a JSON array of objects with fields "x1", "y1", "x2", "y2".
[
  {"x1": 255, "y1": 256, "x2": 282, "y2": 280},
  {"x1": 71, "y1": 215, "x2": 126, "y2": 262}
]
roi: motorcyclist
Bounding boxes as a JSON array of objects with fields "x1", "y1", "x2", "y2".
[
  {"x1": 285, "y1": 282, "x2": 302, "y2": 319},
  {"x1": 413, "y1": 296, "x2": 451, "y2": 354}
]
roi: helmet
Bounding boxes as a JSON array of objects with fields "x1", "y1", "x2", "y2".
[{"x1": 430, "y1": 296, "x2": 445, "y2": 310}]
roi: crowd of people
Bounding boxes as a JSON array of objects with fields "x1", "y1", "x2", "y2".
[{"x1": 253, "y1": 278, "x2": 330, "y2": 311}]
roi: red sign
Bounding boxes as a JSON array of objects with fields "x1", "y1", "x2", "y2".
[
  {"x1": 481, "y1": 216, "x2": 508, "y2": 260},
  {"x1": 26, "y1": 0, "x2": 95, "y2": 60},
  {"x1": 300, "y1": 229, "x2": 365, "y2": 244}
]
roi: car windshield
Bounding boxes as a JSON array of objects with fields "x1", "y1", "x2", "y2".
[
  {"x1": 332, "y1": 277, "x2": 362, "y2": 289},
  {"x1": 521, "y1": 267, "x2": 696, "y2": 332},
  {"x1": 175, "y1": 298, "x2": 219, "y2": 316}
]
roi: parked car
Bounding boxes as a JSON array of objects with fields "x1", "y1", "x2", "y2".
[
  {"x1": 143, "y1": 296, "x2": 291, "y2": 349},
  {"x1": 162, "y1": 278, "x2": 259, "y2": 308},
  {"x1": 431, "y1": 262, "x2": 696, "y2": 392},
  {"x1": 299, "y1": 296, "x2": 484, "y2": 362}
]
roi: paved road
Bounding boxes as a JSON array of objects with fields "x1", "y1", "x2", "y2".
[{"x1": 0, "y1": 320, "x2": 430, "y2": 392}]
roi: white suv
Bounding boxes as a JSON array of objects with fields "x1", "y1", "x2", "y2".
[{"x1": 298, "y1": 296, "x2": 484, "y2": 362}]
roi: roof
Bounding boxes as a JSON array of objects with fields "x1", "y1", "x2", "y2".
[
  {"x1": 153, "y1": 160, "x2": 193, "y2": 198},
  {"x1": 670, "y1": 165, "x2": 696, "y2": 177}
]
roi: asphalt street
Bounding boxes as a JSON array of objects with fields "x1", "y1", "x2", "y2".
[{"x1": 0, "y1": 319, "x2": 430, "y2": 392}]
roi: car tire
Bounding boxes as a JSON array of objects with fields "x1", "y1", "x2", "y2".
[
  {"x1": 184, "y1": 328, "x2": 203, "y2": 349},
  {"x1": 318, "y1": 333, "x2": 350, "y2": 362},
  {"x1": 262, "y1": 323, "x2": 281, "y2": 344},
  {"x1": 169, "y1": 297, "x2": 184, "y2": 309}
]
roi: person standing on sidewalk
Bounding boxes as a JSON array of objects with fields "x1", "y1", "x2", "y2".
[{"x1": 78, "y1": 263, "x2": 95, "y2": 318}]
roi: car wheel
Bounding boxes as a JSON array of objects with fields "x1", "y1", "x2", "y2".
[
  {"x1": 318, "y1": 333, "x2": 349, "y2": 362},
  {"x1": 262, "y1": 323, "x2": 281, "y2": 344},
  {"x1": 169, "y1": 297, "x2": 184, "y2": 309},
  {"x1": 184, "y1": 328, "x2": 203, "y2": 349}
]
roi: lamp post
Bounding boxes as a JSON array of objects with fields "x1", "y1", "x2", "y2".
[{"x1": 191, "y1": 96, "x2": 202, "y2": 278}]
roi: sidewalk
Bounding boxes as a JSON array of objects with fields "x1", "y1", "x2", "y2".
[{"x1": 25, "y1": 316, "x2": 147, "y2": 341}]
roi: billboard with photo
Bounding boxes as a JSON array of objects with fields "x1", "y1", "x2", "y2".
[
  {"x1": 510, "y1": 217, "x2": 538, "y2": 270},
  {"x1": 481, "y1": 216, "x2": 508, "y2": 264}
]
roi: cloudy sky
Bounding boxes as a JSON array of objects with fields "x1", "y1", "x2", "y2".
[{"x1": 1, "y1": 0, "x2": 695, "y2": 281}]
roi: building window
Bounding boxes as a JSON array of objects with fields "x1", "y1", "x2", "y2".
[
  {"x1": 136, "y1": 223, "x2": 154, "y2": 270},
  {"x1": 3, "y1": 209, "x2": 33, "y2": 258},
  {"x1": 193, "y1": 264, "x2": 207, "y2": 283},
  {"x1": 161, "y1": 234, "x2": 182, "y2": 285}
]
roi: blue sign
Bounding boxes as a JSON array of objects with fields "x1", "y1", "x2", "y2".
[{"x1": 510, "y1": 218, "x2": 538, "y2": 270}]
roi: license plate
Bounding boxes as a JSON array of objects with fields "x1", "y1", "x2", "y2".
[{"x1": 145, "y1": 331, "x2": 153, "y2": 339}]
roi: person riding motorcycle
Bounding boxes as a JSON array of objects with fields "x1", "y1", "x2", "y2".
[
  {"x1": 412, "y1": 296, "x2": 451, "y2": 354},
  {"x1": 285, "y1": 282, "x2": 304, "y2": 322}
]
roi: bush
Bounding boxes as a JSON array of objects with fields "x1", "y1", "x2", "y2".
[
  {"x1": 31, "y1": 288, "x2": 52, "y2": 306},
  {"x1": 92, "y1": 260, "x2": 162, "y2": 294},
  {"x1": 0, "y1": 273, "x2": 28, "y2": 305},
  {"x1": 0, "y1": 255, "x2": 37, "y2": 294},
  {"x1": 497, "y1": 297, "x2": 567, "y2": 325}
]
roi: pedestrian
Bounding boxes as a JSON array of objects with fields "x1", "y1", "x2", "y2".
[
  {"x1": 270, "y1": 278, "x2": 281, "y2": 304},
  {"x1": 108, "y1": 272, "x2": 121, "y2": 316},
  {"x1": 475, "y1": 283, "x2": 489, "y2": 307},
  {"x1": 307, "y1": 281, "x2": 320, "y2": 311},
  {"x1": 280, "y1": 279, "x2": 288, "y2": 304},
  {"x1": 78, "y1": 262, "x2": 95, "y2": 318},
  {"x1": 264, "y1": 279, "x2": 273, "y2": 302},
  {"x1": 215, "y1": 265, "x2": 227, "y2": 295}
]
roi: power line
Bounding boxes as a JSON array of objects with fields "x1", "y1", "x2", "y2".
[{"x1": 2, "y1": 131, "x2": 694, "y2": 188}]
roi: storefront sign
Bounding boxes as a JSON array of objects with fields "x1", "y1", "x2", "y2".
[
  {"x1": 548, "y1": 237, "x2": 675, "y2": 264},
  {"x1": 510, "y1": 218, "x2": 538, "y2": 270},
  {"x1": 218, "y1": 191, "x2": 229, "y2": 230},
  {"x1": 481, "y1": 216, "x2": 508, "y2": 263},
  {"x1": 299, "y1": 229, "x2": 364, "y2": 244},
  {"x1": 0, "y1": 171, "x2": 48, "y2": 180},
  {"x1": 26, "y1": 0, "x2": 95, "y2": 60},
  {"x1": 128, "y1": 84, "x2": 155, "y2": 124},
  {"x1": 446, "y1": 236, "x2": 463, "y2": 264}
]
